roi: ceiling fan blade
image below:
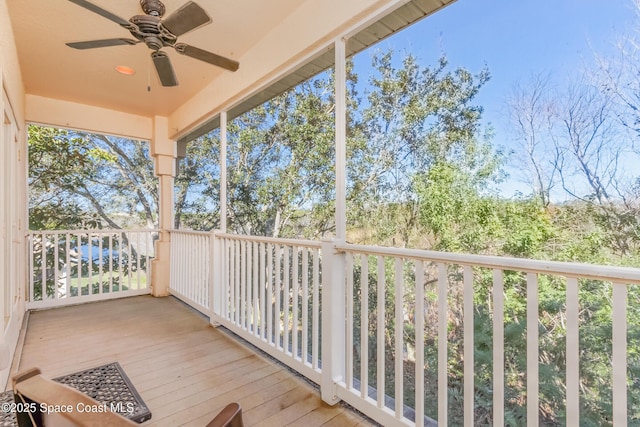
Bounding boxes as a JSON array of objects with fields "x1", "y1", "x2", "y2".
[
  {"x1": 152, "y1": 51, "x2": 178, "y2": 87},
  {"x1": 174, "y1": 43, "x2": 239, "y2": 72},
  {"x1": 66, "y1": 38, "x2": 139, "y2": 50},
  {"x1": 67, "y1": 0, "x2": 132, "y2": 27},
  {"x1": 161, "y1": 1, "x2": 211, "y2": 37}
]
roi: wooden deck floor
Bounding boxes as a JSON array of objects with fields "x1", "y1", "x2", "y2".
[{"x1": 15, "y1": 296, "x2": 374, "y2": 427}]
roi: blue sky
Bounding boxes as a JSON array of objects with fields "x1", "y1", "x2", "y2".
[{"x1": 353, "y1": 0, "x2": 636, "y2": 198}]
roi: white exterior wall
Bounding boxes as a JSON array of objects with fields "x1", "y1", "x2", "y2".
[
  {"x1": 0, "y1": 0, "x2": 27, "y2": 389},
  {"x1": 25, "y1": 95, "x2": 154, "y2": 141}
]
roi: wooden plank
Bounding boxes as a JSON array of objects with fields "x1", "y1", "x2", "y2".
[
  {"x1": 257, "y1": 391, "x2": 319, "y2": 426},
  {"x1": 153, "y1": 371, "x2": 297, "y2": 426},
  {"x1": 284, "y1": 404, "x2": 346, "y2": 427},
  {"x1": 243, "y1": 387, "x2": 314, "y2": 425}
]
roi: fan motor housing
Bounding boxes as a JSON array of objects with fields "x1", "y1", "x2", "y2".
[
  {"x1": 129, "y1": 14, "x2": 175, "y2": 49},
  {"x1": 140, "y1": 0, "x2": 165, "y2": 17}
]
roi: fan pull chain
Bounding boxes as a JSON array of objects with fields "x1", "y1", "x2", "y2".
[{"x1": 147, "y1": 55, "x2": 151, "y2": 92}]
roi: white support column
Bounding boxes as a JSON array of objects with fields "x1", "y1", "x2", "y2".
[
  {"x1": 321, "y1": 238, "x2": 345, "y2": 405},
  {"x1": 150, "y1": 116, "x2": 176, "y2": 297},
  {"x1": 319, "y1": 36, "x2": 348, "y2": 407},
  {"x1": 335, "y1": 38, "x2": 347, "y2": 240},
  {"x1": 220, "y1": 111, "x2": 228, "y2": 233}
]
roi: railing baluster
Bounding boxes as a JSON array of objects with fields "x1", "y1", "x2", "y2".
[
  {"x1": 566, "y1": 277, "x2": 579, "y2": 425},
  {"x1": 464, "y1": 265, "x2": 474, "y2": 427},
  {"x1": 527, "y1": 272, "x2": 539, "y2": 427},
  {"x1": 394, "y1": 257, "x2": 404, "y2": 419},
  {"x1": 190, "y1": 234, "x2": 195, "y2": 299},
  {"x1": 292, "y1": 245, "x2": 299, "y2": 359},
  {"x1": 241, "y1": 239, "x2": 246, "y2": 325},
  {"x1": 136, "y1": 232, "x2": 141, "y2": 290},
  {"x1": 118, "y1": 233, "x2": 123, "y2": 293},
  {"x1": 267, "y1": 243, "x2": 274, "y2": 345},
  {"x1": 438, "y1": 262, "x2": 448, "y2": 426},
  {"x1": 235, "y1": 239, "x2": 240, "y2": 326},
  {"x1": 259, "y1": 242, "x2": 266, "y2": 340},
  {"x1": 170, "y1": 233, "x2": 176, "y2": 296},
  {"x1": 65, "y1": 232, "x2": 72, "y2": 297},
  {"x1": 228, "y1": 239, "x2": 234, "y2": 321},
  {"x1": 312, "y1": 247, "x2": 319, "y2": 370},
  {"x1": 224, "y1": 238, "x2": 230, "y2": 320},
  {"x1": 493, "y1": 269, "x2": 505, "y2": 427},
  {"x1": 189, "y1": 234, "x2": 194, "y2": 300},
  {"x1": 77, "y1": 232, "x2": 83, "y2": 295},
  {"x1": 301, "y1": 248, "x2": 309, "y2": 365},
  {"x1": 206, "y1": 234, "x2": 211, "y2": 310},
  {"x1": 612, "y1": 282, "x2": 627, "y2": 427},
  {"x1": 176, "y1": 233, "x2": 181, "y2": 295},
  {"x1": 376, "y1": 255, "x2": 385, "y2": 409},
  {"x1": 28, "y1": 233, "x2": 34, "y2": 302},
  {"x1": 415, "y1": 260, "x2": 425, "y2": 427},
  {"x1": 182, "y1": 233, "x2": 187, "y2": 298},
  {"x1": 192, "y1": 235, "x2": 198, "y2": 302},
  {"x1": 53, "y1": 234, "x2": 59, "y2": 299},
  {"x1": 147, "y1": 232, "x2": 153, "y2": 289},
  {"x1": 186, "y1": 236, "x2": 191, "y2": 299},
  {"x1": 195, "y1": 235, "x2": 200, "y2": 303},
  {"x1": 361, "y1": 254, "x2": 369, "y2": 400},
  {"x1": 244, "y1": 239, "x2": 248, "y2": 328},
  {"x1": 345, "y1": 252, "x2": 354, "y2": 390},
  {"x1": 126, "y1": 231, "x2": 132, "y2": 290},
  {"x1": 41, "y1": 233, "x2": 47, "y2": 300},
  {"x1": 89, "y1": 233, "x2": 94, "y2": 294},
  {"x1": 108, "y1": 234, "x2": 113, "y2": 293},
  {"x1": 99, "y1": 233, "x2": 104, "y2": 293},
  {"x1": 253, "y1": 241, "x2": 259, "y2": 337},
  {"x1": 283, "y1": 245, "x2": 290, "y2": 354},
  {"x1": 275, "y1": 244, "x2": 282, "y2": 350}
]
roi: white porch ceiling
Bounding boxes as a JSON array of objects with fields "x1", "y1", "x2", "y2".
[{"x1": 6, "y1": 0, "x2": 301, "y2": 117}]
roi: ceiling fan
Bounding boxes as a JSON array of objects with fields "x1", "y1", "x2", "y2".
[{"x1": 66, "y1": 0, "x2": 239, "y2": 87}]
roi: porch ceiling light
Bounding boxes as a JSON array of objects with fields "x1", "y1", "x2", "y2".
[{"x1": 115, "y1": 65, "x2": 136, "y2": 75}]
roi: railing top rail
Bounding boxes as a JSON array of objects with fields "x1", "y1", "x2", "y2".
[
  {"x1": 169, "y1": 229, "x2": 212, "y2": 236},
  {"x1": 335, "y1": 242, "x2": 640, "y2": 284},
  {"x1": 216, "y1": 232, "x2": 322, "y2": 249},
  {"x1": 29, "y1": 228, "x2": 160, "y2": 235}
]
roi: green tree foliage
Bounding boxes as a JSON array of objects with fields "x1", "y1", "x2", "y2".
[
  {"x1": 28, "y1": 125, "x2": 158, "y2": 230},
  {"x1": 174, "y1": 133, "x2": 221, "y2": 230},
  {"x1": 225, "y1": 75, "x2": 337, "y2": 238},
  {"x1": 348, "y1": 52, "x2": 502, "y2": 248}
]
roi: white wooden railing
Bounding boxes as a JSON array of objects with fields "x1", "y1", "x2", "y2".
[
  {"x1": 169, "y1": 231, "x2": 323, "y2": 383},
  {"x1": 331, "y1": 242, "x2": 640, "y2": 427},
  {"x1": 28, "y1": 229, "x2": 158, "y2": 309},
  {"x1": 169, "y1": 229, "x2": 212, "y2": 314},
  {"x1": 215, "y1": 233, "x2": 323, "y2": 384},
  {"x1": 170, "y1": 232, "x2": 640, "y2": 427}
]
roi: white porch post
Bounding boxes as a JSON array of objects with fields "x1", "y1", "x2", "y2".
[
  {"x1": 220, "y1": 111, "x2": 228, "y2": 233},
  {"x1": 150, "y1": 116, "x2": 176, "y2": 297},
  {"x1": 335, "y1": 38, "x2": 347, "y2": 241},
  {"x1": 321, "y1": 238, "x2": 346, "y2": 405},
  {"x1": 320, "y1": 37, "x2": 348, "y2": 405},
  {"x1": 211, "y1": 111, "x2": 228, "y2": 321}
]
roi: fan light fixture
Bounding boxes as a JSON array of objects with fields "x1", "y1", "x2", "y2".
[{"x1": 115, "y1": 65, "x2": 136, "y2": 75}]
